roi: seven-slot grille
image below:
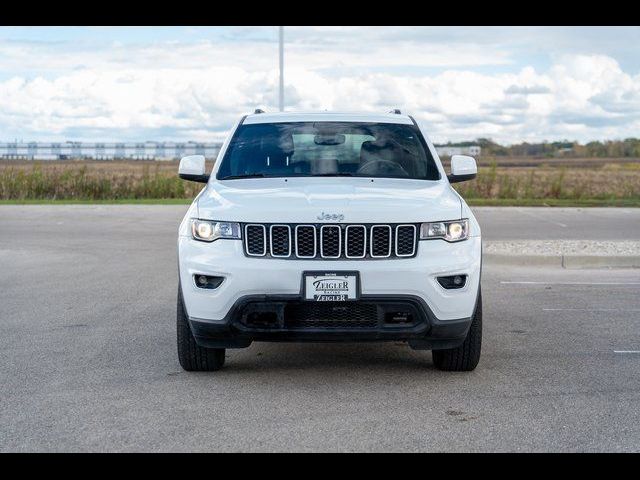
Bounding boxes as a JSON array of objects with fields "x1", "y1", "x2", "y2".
[{"x1": 244, "y1": 223, "x2": 417, "y2": 259}]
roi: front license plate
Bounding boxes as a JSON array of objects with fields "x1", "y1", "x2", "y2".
[{"x1": 304, "y1": 272, "x2": 359, "y2": 301}]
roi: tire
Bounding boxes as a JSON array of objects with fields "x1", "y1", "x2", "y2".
[
  {"x1": 177, "y1": 287, "x2": 225, "y2": 372},
  {"x1": 432, "y1": 290, "x2": 482, "y2": 372}
]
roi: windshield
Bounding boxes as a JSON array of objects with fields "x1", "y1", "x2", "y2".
[{"x1": 216, "y1": 122, "x2": 440, "y2": 180}]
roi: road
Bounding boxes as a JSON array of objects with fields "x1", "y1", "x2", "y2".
[
  {"x1": 1, "y1": 205, "x2": 640, "y2": 452},
  {"x1": 473, "y1": 207, "x2": 640, "y2": 241}
]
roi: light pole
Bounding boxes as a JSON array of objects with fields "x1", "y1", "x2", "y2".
[{"x1": 278, "y1": 26, "x2": 284, "y2": 112}]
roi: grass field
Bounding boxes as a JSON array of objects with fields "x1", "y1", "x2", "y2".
[{"x1": 1, "y1": 158, "x2": 639, "y2": 206}]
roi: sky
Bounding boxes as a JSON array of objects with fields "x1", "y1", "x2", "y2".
[{"x1": 0, "y1": 26, "x2": 639, "y2": 145}]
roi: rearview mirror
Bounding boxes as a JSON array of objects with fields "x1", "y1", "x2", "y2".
[
  {"x1": 178, "y1": 155, "x2": 209, "y2": 183},
  {"x1": 314, "y1": 133, "x2": 346, "y2": 145},
  {"x1": 448, "y1": 155, "x2": 477, "y2": 183}
]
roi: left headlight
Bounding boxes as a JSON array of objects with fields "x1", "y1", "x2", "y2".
[
  {"x1": 420, "y1": 219, "x2": 469, "y2": 242},
  {"x1": 191, "y1": 219, "x2": 241, "y2": 242}
]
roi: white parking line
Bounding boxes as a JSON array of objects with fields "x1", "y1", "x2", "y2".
[
  {"x1": 613, "y1": 351, "x2": 640, "y2": 354},
  {"x1": 501, "y1": 281, "x2": 640, "y2": 286}
]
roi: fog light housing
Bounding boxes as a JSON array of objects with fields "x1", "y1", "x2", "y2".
[
  {"x1": 194, "y1": 274, "x2": 225, "y2": 289},
  {"x1": 437, "y1": 275, "x2": 467, "y2": 290}
]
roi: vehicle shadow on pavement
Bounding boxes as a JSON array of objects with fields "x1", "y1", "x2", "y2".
[{"x1": 218, "y1": 342, "x2": 440, "y2": 373}]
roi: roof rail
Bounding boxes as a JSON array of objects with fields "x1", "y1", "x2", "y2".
[
  {"x1": 389, "y1": 109, "x2": 402, "y2": 114},
  {"x1": 254, "y1": 108, "x2": 265, "y2": 114}
]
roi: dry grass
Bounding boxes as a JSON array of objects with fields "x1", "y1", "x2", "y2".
[
  {"x1": 1, "y1": 158, "x2": 639, "y2": 204},
  {"x1": 452, "y1": 162, "x2": 640, "y2": 202},
  {"x1": 458, "y1": 156, "x2": 640, "y2": 169},
  {"x1": 0, "y1": 160, "x2": 210, "y2": 201}
]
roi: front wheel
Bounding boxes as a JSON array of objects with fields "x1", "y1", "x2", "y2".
[
  {"x1": 432, "y1": 290, "x2": 482, "y2": 371},
  {"x1": 177, "y1": 287, "x2": 225, "y2": 372}
]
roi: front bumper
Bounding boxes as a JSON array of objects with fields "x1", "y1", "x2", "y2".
[
  {"x1": 186, "y1": 293, "x2": 473, "y2": 350},
  {"x1": 178, "y1": 235, "x2": 481, "y2": 348}
]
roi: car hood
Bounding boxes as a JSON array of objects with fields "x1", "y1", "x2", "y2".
[{"x1": 197, "y1": 177, "x2": 462, "y2": 224}]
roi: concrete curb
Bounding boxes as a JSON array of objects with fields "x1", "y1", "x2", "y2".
[
  {"x1": 561, "y1": 255, "x2": 640, "y2": 269},
  {"x1": 484, "y1": 253, "x2": 640, "y2": 269},
  {"x1": 484, "y1": 254, "x2": 562, "y2": 267}
]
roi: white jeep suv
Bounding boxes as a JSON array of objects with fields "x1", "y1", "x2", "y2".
[{"x1": 177, "y1": 111, "x2": 482, "y2": 372}]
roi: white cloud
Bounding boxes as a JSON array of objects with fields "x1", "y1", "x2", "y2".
[{"x1": 0, "y1": 29, "x2": 638, "y2": 144}]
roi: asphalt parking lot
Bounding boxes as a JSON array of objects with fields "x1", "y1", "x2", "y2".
[{"x1": 1, "y1": 205, "x2": 639, "y2": 452}]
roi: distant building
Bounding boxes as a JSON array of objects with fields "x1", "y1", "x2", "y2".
[
  {"x1": 1, "y1": 140, "x2": 480, "y2": 161},
  {"x1": 556, "y1": 147, "x2": 574, "y2": 156},
  {"x1": 0, "y1": 141, "x2": 222, "y2": 161},
  {"x1": 434, "y1": 145, "x2": 481, "y2": 157}
]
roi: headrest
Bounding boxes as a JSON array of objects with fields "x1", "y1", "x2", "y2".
[{"x1": 259, "y1": 127, "x2": 294, "y2": 155}]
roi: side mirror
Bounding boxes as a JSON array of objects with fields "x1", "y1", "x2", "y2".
[
  {"x1": 448, "y1": 155, "x2": 477, "y2": 183},
  {"x1": 178, "y1": 155, "x2": 209, "y2": 183}
]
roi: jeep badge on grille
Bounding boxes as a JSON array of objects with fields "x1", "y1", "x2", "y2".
[{"x1": 317, "y1": 212, "x2": 345, "y2": 222}]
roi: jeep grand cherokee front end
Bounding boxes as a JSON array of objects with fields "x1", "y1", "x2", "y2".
[{"x1": 176, "y1": 111, "x2": 482, "y2": 372}]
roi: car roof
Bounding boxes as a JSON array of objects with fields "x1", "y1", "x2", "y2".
[{"x1": 242, "y1": 111, "x2": 414, "y2": 125}]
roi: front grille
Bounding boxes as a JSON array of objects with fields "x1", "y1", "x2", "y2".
[
  {"x1": 237, "y1": 299, "x2": 423, "y2": 330},
  {"x1": 320, "y1": 225, "x2": 341, "y2": 258},
  {"x1": 270, "y1": 225, "x2": 291, "y2": 257},
  {"x1": 284, "y1": 302, "x2": 378, "y2": 329},
  {"x1": 295, "y1": 225, "x2": 316, "y2": 258},
  {"x1": 395, "y1": 225, "x2": 417, "y2": 256},
  {"x1": 345, "y1": 225, "x2": 366, "y2": 258},
  {"x1": 245, "y1": 224, "x2": 266, "y2": 256},
  {"x1": 370, "y1": 225, "x2": 392, "y2": 257},
  {"x1": 242, "y1": 223, "x2": 418, "y2": 260}
]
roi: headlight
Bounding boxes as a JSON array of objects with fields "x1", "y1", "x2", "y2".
[
  {"x1": 420, "y1": 219, "x2": 469, "y2": 242},
  {"x1": 191, "y1": 220, "x2": 241, "y2": 242}
]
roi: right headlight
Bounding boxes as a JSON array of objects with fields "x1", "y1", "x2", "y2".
[
  {"x1": 191, "y1": 219, "x2": 241, "y2": 242},
  {"x1": 420, "y1": 219, "x2": 469, "y2": 242}
]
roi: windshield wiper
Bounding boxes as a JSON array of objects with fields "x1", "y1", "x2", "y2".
[
  {"x1": 311, "y1": 173, "x2": 355, "y2": 177},
  {"x1": 219, "y1": 173, "x2": 267, "y2": 180},
  {"x1": 220, "y1": 172, "x2": 357, "y2": 180}
]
